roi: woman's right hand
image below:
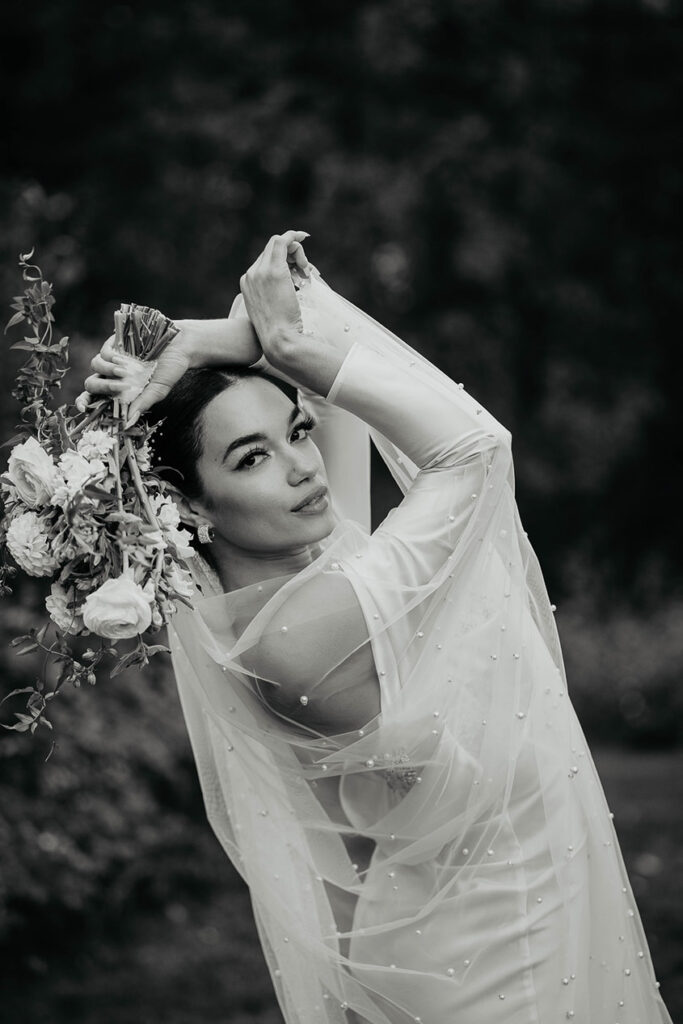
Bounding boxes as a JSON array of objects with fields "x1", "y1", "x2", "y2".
[
  {"x1": 78, "y1": 331, "x2": 196, "y2": 426},
  {"x1": 78, "y1": 316, "x2": 263, "y2": 426}
]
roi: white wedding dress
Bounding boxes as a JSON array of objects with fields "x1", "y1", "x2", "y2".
[{"x1": 167, "y1": 271, "x2": 673, "y2": 1024}]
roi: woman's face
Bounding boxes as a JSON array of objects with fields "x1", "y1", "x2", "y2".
[{"x1": 193, "y1": 377, "x2": 334, "y2": 553}]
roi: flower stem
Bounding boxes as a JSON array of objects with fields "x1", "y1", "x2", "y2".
[
  {"x1": 124, "y1": 437, "x2": 165, "y2": 584},
  {"x1": 112, "y1": 397, "x2": 129, "y2": 573},
  {"x1": 124, "y1": 437, "x2": 159, "y2": 529},
  {"x1": 69, "y1": 399, "x2": 109, "y2": 438}
]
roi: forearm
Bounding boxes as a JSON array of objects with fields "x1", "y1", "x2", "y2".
[
  {"x1": 175, "y1": 307, "x2": 350, "y2": 390},
  {"x1": 264, "y1": 326, "x2": 355, "y2": 397},
  {"x1": 176, "y1": 316, "x2": 262, "y2": 369}
]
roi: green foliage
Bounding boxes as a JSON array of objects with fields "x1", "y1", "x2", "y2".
[
  {"x1": 5, "y1": 249, "x2": 69, "y2": 422},
  {"x1": 0, "y1": 648, "x2": 219, "y2": 942}
]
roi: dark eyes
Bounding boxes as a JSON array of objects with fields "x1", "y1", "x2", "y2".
[{"x1": 236, "y1": 415, "x2": 316, "y2": 470}]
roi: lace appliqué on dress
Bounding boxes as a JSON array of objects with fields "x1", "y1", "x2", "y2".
[{"x1": 378, "y1": 750, "x2": 420, "y2": 796}]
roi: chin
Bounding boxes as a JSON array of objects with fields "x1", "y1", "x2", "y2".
[{"x1": 299, "y1": 512, "x2": 336, "y2": 545}]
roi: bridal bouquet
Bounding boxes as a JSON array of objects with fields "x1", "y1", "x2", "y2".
[{"x1": 0, "y1": 251, "x2": 196, "y2": 742}]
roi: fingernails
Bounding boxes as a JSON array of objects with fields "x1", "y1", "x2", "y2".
[{"x1": 126, "y1": 411, "x2": 140, "y2": 428}]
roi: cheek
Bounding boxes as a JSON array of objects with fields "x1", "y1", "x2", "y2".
[
  {"x1": 202, "y1": 442, "x2": 329, "y2": 544},
  {"x1": 205, "y1": 467, "x2": 291, "y2": 541}
]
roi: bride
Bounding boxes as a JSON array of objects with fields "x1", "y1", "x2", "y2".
[{"x1": 86, "y1": 231, "x2": 672, "y2": 1024}]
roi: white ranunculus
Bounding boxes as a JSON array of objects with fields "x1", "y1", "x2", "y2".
[
  {"x1": 151, "y1": 493, "x2": 181, "y2": 531},
  {"x1": 166, "y1": 562, "x2": 195, "y2": 600},
  {"x1": 159, "y1": 597, "x2": 177, "y2": 620},
  {"x1": 51, "y1": 450, "x2": 109, "y2": 508},
  {"x1": 6, "y1": 510, "x2": 59, "y2": 577},
  {"x1": 51, "y1": 513, "x2": 99, "y2": 564},
  {"x1": 136, "y1": 441, "x2": 152, "y2": 472},
  {"x1": 45, "y1": 582, "x2": 85, "y2": 635},
  {"x1": 76, "y1": 428, "x2": 116, "y2": 460},
  {"x1": 166, "y1": 525, "x2": 195, "y2": 560},
  {"x1": 82, "y1": 573, "x2": 154, "y2": 639},
  {"x1": 6, "y1": 437, "x2": 61, "y2": 508}
]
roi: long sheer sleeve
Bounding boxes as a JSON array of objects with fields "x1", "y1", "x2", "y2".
[
  {"x1": 278, "y1": 271, "x2": 515, "y2": 661},
  {"x1": 322, "y1": 336, "x2": 511, "y2": 589}
]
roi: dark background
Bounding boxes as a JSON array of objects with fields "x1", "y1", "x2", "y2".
[{"x1": 0, "y1": 1, "x2": 681, "y2": 1021}]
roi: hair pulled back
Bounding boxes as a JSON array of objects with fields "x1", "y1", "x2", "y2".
[{"x1": 149, "y1": 366, "x2": 297, "y2": 500}]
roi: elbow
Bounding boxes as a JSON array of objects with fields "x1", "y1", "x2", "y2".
[
  {"x1": 482, "y1": 426, "x2": 513, "y2": 473},
  {"x1": 485, "y1": 420, "x2": 512, "y2": 452},
  {"x1": 497, "y1": 426, "x2": 513, "y2": 451}
]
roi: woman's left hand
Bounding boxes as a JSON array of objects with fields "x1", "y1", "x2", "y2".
[{"x1": 239, "y1": 230, "x2": 311, "y2": 355}]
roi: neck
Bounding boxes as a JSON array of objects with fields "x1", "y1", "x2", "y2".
[{"x1": 210, "y1": 535, "x2": 325, "y2": 593}]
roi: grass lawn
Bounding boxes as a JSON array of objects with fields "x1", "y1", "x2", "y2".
[{"x1": 5, "y1": 745, "x2": 683, "y2": 1024}]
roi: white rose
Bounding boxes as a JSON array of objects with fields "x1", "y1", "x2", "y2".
[
  {"x1": 6, "y1": 510, "x2": 59, "y2": 577},
  {"x1": 77, "y1": 428, "x2": 116, "y2": 460},
  {"x1": 82, "y1": 573, "x2": 154, "y2": 639},
  {"x1": 6, "y1": 437, "x2": 61, "y2": 508},
  {"x1": 45, "y1": 582, "x2": 85, "y2": 635},
  {"x1": 51, "y1": 450, "x2": 109, "y2": 508}
]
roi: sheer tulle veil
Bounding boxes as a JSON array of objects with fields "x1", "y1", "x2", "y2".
[{"x1": 167, "y1": 270, "x2": 671, "y2": 1024}]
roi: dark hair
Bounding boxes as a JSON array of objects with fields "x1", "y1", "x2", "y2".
[{"x1": 150, "y1": 365, "x2": 297, "y2": 500}]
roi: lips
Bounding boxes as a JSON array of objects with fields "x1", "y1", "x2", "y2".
[{"x1": 292, "y1": 485, "x2": 328, "y2": 512}]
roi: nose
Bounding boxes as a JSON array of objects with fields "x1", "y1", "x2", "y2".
[{"x1": 286, "y1": 444, "x2": 318, "y2": 485}]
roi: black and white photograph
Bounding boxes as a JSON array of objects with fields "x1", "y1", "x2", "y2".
[{"x1": 0, "y1": 2, "x2": 681, "y2": 1022}]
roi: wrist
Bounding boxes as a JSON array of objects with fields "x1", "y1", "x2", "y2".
[
  {"x1": 172, "y1": 319, "x2": 201, "y2": 367},
  {"x1": 262, "y1": 326, "x2": 305, "y2": 368},
  {"x1": 173, "y1": 318, "x2": 262, "y2": 369}
]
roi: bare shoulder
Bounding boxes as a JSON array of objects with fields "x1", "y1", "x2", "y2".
[{"x1": 247, "y1": 571, "x2": 381, "y2": 733}]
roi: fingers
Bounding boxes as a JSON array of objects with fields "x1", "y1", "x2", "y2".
[
  {"x1": 75, "y1": 391, "x2": 92, "y2": 413},
  {"x1": 89, "y1": 352, "x2": 128, "y2": 377},
  {"x1": 241, "y1": 231, "x2": 311, "y2": 295},
  {"x1": 83, "y1": 373, "x2": 132, "y2": 396},
  {"x1": 126, "y1": 380, "x2": 173, "y2": 427},
  {"x1": 268, "y1": 230, "x2": 310, "y2": 273},
  {"x1": 286, "y1": 240, "x2": 310, "y2": 276},
  {"x1": 126, "y1": 348, "x2": 192, "y2": 426},
  {"x1": 100, "y1": 335, "x2": 119, "y2": 359}
]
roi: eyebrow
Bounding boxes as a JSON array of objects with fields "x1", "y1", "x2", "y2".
[{"x1": 221, "y1": 405, "x2": 303, "y2": 463}]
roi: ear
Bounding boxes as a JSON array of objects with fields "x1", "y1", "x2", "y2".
[{"x1": 163, "y1": 484, "x2": 213, "y2": 532}]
